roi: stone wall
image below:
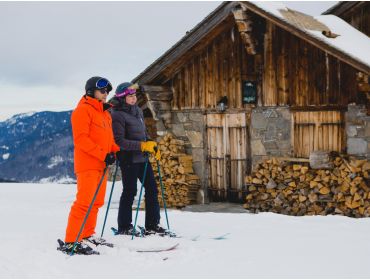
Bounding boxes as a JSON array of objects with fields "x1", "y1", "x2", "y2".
[
  {"x1": 346, "y1": 104, "x2": 370, "y2": 159},
  {"x1": 250, "y1": 107, "x2": 292, "y2": 169},
  {"x1": 149, "y1": 108, "x2": 208, "y2": 202},
  {"x1": 168, "y1": 111, "x2": 207, "y2": 187}
]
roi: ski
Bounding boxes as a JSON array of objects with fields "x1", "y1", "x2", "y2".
[
  {"x1": 111, "y1": 227, "x2": 119, "y2": 235},
  {"x1": 111, "y1": 226, "x2": 145, "y2": 237},
  {"x1": 212, "y1": 233, "x2": 230, "y2": 240},
  {"x1": 138, "y1": 226, "x2": 178, "y2": 238},
  {"x1": 136, "y1": 243, "x2": 179, "y2": 253}
]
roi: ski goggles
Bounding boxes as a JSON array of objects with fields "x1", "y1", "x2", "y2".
[
  {"x1": 115, "y1": 87, "x2": 137, "y2": 98},
  {"x1": 96, "y1": 78, "x2": 112, "y2": 90}
]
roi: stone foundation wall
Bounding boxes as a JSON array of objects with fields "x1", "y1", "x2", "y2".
[
  {"x1": 168, "y1": 111, "x2": 207, "y2": 186},
  {"x1": 346, "y1": 104, "x2": 370, "y2": 159},
  {"x1": 152, "y1": 109, "x2": 208, "y2": 201},
  {"x1": 250, "y1": 107, "x2": 292, "y2": 169}
]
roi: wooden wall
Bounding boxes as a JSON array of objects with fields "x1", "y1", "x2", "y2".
[
  {"x1": 292, "y1": 111, "x2": 345, "y2": 158},
  {"x1": 168, "y1": 19, "x2": 360, "y2": 111},
  {"x1": 263, "y1": 22, "x2": 359, "y2": 108},
  {"x1": 171, "y1": 24, "x2": 258, "y2": 110}
]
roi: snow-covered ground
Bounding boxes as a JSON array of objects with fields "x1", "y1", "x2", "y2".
[{"x1": 1, "y1": 182, "x2": 370, "y2": 278}]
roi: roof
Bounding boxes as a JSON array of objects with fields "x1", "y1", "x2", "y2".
[
  {"x1": 322, "y1": 1, "x2": 367, "y2": 16},
  {"x1": 248, "y1": 1, "x2": 370, "y2": 71},
  {"x1": 133, "y1": 1, "x2": 370, "y2": 84}
]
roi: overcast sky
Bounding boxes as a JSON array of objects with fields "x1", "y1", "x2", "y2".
[{"x1": 0, "y1": 1, "x2": 337, "y2": 121}]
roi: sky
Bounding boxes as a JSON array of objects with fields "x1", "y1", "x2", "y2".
[{"x1": 0, "y1": 1, "x2": 337, "y2": 121}]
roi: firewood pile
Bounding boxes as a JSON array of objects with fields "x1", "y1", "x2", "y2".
[
  {"x1": 244, "y1": 156, "x2": 370, "y2": 218},
  {"x1": 149, "y1": 133, "x2": 201, "y2": 208}
]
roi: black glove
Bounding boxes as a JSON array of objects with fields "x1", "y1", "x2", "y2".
[{"x1": 104, "y1": 152, "x2": 116, "y2": 166}]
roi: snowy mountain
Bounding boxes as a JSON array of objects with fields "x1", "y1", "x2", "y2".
[{"x1": 0, "y1": 111, "x2": 75, "y2": 183}]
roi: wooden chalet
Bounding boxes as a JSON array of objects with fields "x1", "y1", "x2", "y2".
[{"x1": 132, "y1": 1, "x2": 370, "y2": 202}]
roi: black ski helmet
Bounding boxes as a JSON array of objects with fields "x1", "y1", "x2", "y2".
[{"x1": 85, "y1": 76, "x2": 113, "y2": 97}]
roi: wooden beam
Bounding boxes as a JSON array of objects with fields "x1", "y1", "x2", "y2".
[
  {"x1": 232, "y1": 7, "x2": 257, "y2": 55},
  {"x1": 140, "y1": 85, "x2": 171, "y2": 92}
]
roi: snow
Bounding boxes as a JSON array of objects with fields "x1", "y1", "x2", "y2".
[
  {"x1": 309, "y1": 15, "x2": 370, "y2": 67},
  {"x1": 1, "y1": 182, "x2": 370, "y2": 278},
  {"x1": 251, "y1": 1, "x2": 288, "y2": 18},
  {"x1": 47, "y1": 156, "x2": 64, "y2": 169},
  {"x1": 5, "y1": 111, "x2": 36, "y2": 125},
  {"x1": 39, "y1": 176, "x2": 75, "y2": 184},
  {"x1": 251, "y1": 1, "x2": 370, "y2": 69},
  {"x1": 2, "y1": 153, "x2": 10, "y2": 160}
]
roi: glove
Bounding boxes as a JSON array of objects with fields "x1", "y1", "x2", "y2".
[
  {"x1": 104, "y1": 152, "x2": 116, "y2": 166},
  {"x1": 141, "y1": 141, "x2": 157, "y2": 154},
  {"x1": 154, "y1": 148, "x2": 161, "y2": 161}
]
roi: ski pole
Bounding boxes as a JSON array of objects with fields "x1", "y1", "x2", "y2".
[
  {"x1": 70, "y1": 166, "x2": 108, "y2": 256},
  {"x1": 154, "y1": 146, "x2": 170, "y2": 232},
  {"x1": 100, "y1": 160, "x2": 119, "y2": 238},
  {"x1": 132, "y1": 154, "x2": 149, "y2": 240}
]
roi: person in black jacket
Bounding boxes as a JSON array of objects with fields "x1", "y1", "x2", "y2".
[{"x1": 111, "y1": 82, "x2": 164, "y2": 236}]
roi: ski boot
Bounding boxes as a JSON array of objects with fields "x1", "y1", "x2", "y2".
[
  {"x1": 112, "y1": 224, "x2": 144, "y2": 237},
  {"x1": 57, "y1": 239, "x2": 99, "y2": 255},
  {"x1": 140, "y1": 225, "x2": 177, "y2": 237}
]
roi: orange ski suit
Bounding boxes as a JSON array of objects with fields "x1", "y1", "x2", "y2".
[{"x1": 65, "y1": 96, "x2": 120, "y2": 243}]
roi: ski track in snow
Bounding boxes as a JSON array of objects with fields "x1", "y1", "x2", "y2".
[{"x1": 1, "y1": 182, "x2": 370, "y2": 278}]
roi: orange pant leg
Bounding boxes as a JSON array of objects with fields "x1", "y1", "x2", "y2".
[{"x1": 64, "y1": 169, "x2": 107, "y2": 243}]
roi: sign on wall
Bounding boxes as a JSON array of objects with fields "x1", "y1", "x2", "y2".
[{"x1": 242, "y1": 81, "x2": 257, "y2": 104}]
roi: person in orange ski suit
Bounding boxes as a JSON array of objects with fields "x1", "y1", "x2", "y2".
[{"x1": 62, "y1": 76, "x2": 120, "y2": 255}]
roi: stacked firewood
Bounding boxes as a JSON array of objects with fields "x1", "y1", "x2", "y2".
[
  {"x1": 149, "y1": 133, "x2": 201, "y2": 208},
  {"x1": 244, "y1": 157, "x2": 370, "y2": 218}
]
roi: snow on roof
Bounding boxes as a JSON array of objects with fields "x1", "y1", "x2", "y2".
[
  {"x1": 251, "y1": 1, "x2": 370, "y2": 70},
  {"x1": 310, "y1": 15, "x2": 370, "y2": 68}
]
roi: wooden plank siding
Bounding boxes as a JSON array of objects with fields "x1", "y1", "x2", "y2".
[
  {"x1": 169, "y1": 20, "x2": 359, "y2": 111},
  {"x1": 263, "y1": 22, "x2": 359, "y2": 107},
  {"x1": 292, "y1": 111, "x2": 345, "y2": 158},
  {"x1": 171, "y1": 24, "x2": 249, "y2": 110}
]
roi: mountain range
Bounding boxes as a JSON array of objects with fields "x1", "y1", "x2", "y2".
[{"x1": 0, "y1": 111, "x2": 75, "y2": 183}]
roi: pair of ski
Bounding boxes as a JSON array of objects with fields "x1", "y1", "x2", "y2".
[
  {"x1": 111, "y1": 226, "x2": 179, "y2": 253},
  {"x1": 111, "y1": 226, "x2": 177, "y2": 238},
  {"x1": 57, "y1": 228, "x2": 179, "y2": 255}
]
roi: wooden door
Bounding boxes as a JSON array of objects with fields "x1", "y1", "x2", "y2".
[
  {"x1": 292, "y1": 111, "x2": 345, "y2": 158},
  {"x1": 206, "y1": 112, "x2": 250, "y2": 202}
]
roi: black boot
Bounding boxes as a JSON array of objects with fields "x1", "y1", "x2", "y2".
[
  {"x1": 116, "y1": 224, "x2": 143, "y2": 237},
  {"x1": 57, "y1": 239, "x2": 99, "y2": 255},
  {"x1": 144, "y1": 225, "x2": 167, "y2": 235}
]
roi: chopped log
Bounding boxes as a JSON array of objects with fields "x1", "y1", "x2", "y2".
[
  {"x1": 150, "y1": 133, "x2": 200, "y2": 208},
  {"x1": 243, "y1": 156, "x2": 370, "y2": 218},
  {"x1": 309, "y1": 151, "x2": 334, "y2": 169}
]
